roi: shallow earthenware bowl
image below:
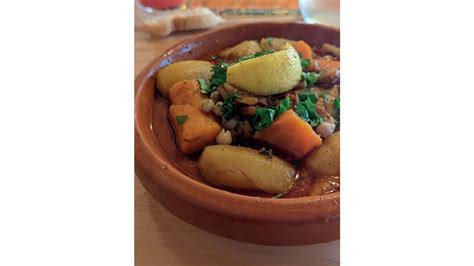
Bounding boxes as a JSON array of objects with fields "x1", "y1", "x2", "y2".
[{"x1": 135, "y1": 22, "x2": 340, "y2": 246}]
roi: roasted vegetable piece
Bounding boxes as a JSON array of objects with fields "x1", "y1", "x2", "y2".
[
  {"x1": 255, "y1": 110, "x2": 323, "y2": 159},
  {"x1": 168, "y1": 80, "x2": 207, "y2": 109},
  {"x1": 321, "y1": 43, "x2": 340, "y2": 57},
  {"x1": 198, "y1": 145, "x2": 296, "y2": 194},
  {"x1": 304, "y1": 131, "x2": 340, "y2": 176},
  {"x1": 156, "y1": 60, "x2": 212, "y2": 96},
  {"x1": 315, "y1": 58, "x2": 340, "y2": 86},
  {"x1": 218, "y1": 40, "x2": 263, "y2": 60},
  {"x1": 260, "y1": 37, "x2": 290, "y2": 51},
  {"x1": 226, "y1": 45, "x2": 302, "y2": 96},
  {"x1": 292, "y1": 40, "x2": 316, "y2": 71},
  {"x1": 169, "y1": 105, "x2": 222, "y2": 155}
]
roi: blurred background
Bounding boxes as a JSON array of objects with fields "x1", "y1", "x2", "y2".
[
  {"x1": 135, "y1": 0, "x2": 339, "y2": 74},
  {"x1": 136, "y1": 0, "x2": 340, "y2": 33}
]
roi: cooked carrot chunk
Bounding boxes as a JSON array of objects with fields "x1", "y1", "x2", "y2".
[
  {"x1": 257, "y1": 110, "x2": 322, "y2": 159},
  {"x1": 168, "y1": 80, "x2": 207, "y2": 109},
  {"x1": 292, "y1": 40, "x2": 316, "y2": 71},
  {"x1": 169, "y1": 105, "x2": 222, "y2": 155}
]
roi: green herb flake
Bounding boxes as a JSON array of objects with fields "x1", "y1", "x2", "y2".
[
  {"x1": 197, "y1": 79, "x2": 210, "y2": 94},
  {"x1": 301, "y1": 99, "x2": 317, "y2": 118},
  {"x1": 267, "y1": 37, "x2": 273, "y2": 46},
  {"x1": 301, "y1": 58, "x2": 311, "y2": 69},
  {"x1": 275, "y1": 97, "x2": 291, "y2": 116},
  {"x1": 301, "y1": 72, "x2": 320, "y2": 87},
  {"x1": 295, "y1": 102, "x2": 310, "y2": 122},
  {"x1": 237, "y1": 50, "x2": 274, "y2": 62},
  {"x1": 303, "y1": 98, "x2": 324, "y2": 127},
  {"x1": 221, "y1": 92, "x2": 240, "y2": 120},
  {"x1": 250, "y1": 97, "x2": 290, "y2": 132},
  {"x1": 251, "y1": 107, "x2": 276, "y2": 132},
  {"x1": 334, "y1": 97, "x2": 340, "y2": 109},
  {"x1": 175, "y1": 115, "x2": 188, "y2": 125},
  {"x1": 210, "y1": 63, "x2": 230, "y2": 93},
  {"x1": 295, "y1": 98, "x2": 323, "y2": 128},
  {"x1": 298, "y1": 91, "x2": 318, "y2": 104},
  {"x1": 298, "y1": 52, "x2": 311, "y2": 69}
]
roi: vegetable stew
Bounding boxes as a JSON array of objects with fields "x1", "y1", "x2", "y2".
[{"x1": 155, "y1": 38, "x2": 340, "y2": 198}]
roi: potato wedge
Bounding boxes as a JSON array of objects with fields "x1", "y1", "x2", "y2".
[
  {"x1": 304, "y1": 132, "x2": 340, "y2": 176},
  {"x1": 156, "y1": 60, "x2": 212, "y2": 97},
  {"x1": 260, "y1": 37, "x2": 291, "y2": 51},
  {"x1": 226, "y1": 45, "x2": 302, "y2": 96},
  {"x1": 218, "y1": 40, "x2": 263, "y2": 60},
  {"x1": 198, "y1": 145, "x2": 295, "y2": 194},
  {"x1": 321, "y1": 43, "x2": 340, "y2": 57}
]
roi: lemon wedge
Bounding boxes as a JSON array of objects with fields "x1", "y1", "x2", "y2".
[{"x1": 226, "y1": 45, "x2": 302, "y2": 96}]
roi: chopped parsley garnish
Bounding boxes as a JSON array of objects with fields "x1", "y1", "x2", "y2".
[
  {"x1": 237, "y1": 50, "x2": 274, "y2": 62},
  {"x1": 301, "y1": 58, "x2": 311, "y2": 69},
  {"x1": 295, "y1": 98, "x2": 324, "y2": 128},
  {"x1": 302, "y1": 98, "x2": 323, "y2": 127},
  {"x1": 295, "y1": 102, "x2": 309, "y2": 121},
  {"x1": 221, "y1": 92, "x2": 241, "y2": 120},
  {"x1": 251, "y1": 107, "x2": 276, "y2": 132},
  {"x1": 301, "y1": 72, "x2": 319, "y2": 87},
  {"x1": 299, "y1": 52, "x2": 311, "y2": 69},
  {"x1": 274, "y1": 97, "x2": 291, "y2": 116},
  {"x1": 175, "y1": 115, "x2": 188, "y2": 125},
  {"x1": 250, "y1": 97, "x2": 291, "y2": 132},
  {"x1": 209, "y1": 63, "x2": 230, "y2": 94},
  {"x1": 197, "y1": 79, "x2": 210, "y2": 94},
  {"x1": 298, "y1": 90, "x2": 318, "y2": 104},
  {"x1": 334, "y1": 97, "x2": 340, "y2": 109}
]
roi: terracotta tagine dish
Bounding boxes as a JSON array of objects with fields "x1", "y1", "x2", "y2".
[{"x1": 135, "y1": 22, "x2": 340, "y2": 246}]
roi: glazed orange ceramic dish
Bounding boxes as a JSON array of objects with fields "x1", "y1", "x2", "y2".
[{"x1": 135, "y1": 22, "x2": 340, "y2": 245}]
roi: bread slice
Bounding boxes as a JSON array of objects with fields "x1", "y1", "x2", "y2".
[{"x1": 142, "y1": 8, "x2": 225, "y2": 37}]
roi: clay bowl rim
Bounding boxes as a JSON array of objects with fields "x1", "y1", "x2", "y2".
[{"x1": 135, "y1": 22, "x2": 340, "y2": 223}]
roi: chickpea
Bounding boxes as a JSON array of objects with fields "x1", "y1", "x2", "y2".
[
  {"x1": 210, "y1": 91, "x2": 221, "y2": 102},
  {"x1": 224, "y1": 118, "x2": 239, "y2": 130},
  {"x1": 213, "y1": 101, "x2": 224, "y2": 116},
  {"x1": 216, "y1": 129, "x2": 232, "y2": 144},
  {"x1": 201, "y1": 99, "x2": 215, "y2": 113},
  {"x1": 316, "y1": 122, "x2": 336, "y2": 138}
]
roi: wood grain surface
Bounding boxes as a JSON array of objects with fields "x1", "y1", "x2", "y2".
[{"x1": 135, "y1": 15, "x2": 340, "y2": 266}]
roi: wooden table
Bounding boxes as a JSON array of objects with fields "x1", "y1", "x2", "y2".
[{"x1": 135, "y1": 16, "x2": 340, "y2": 266}]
